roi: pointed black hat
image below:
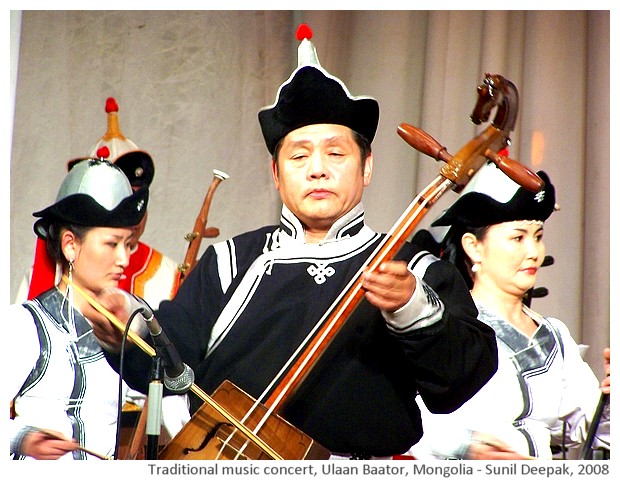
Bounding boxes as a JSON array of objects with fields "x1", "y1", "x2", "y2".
[{"x1": 258, "y1": 24, "x2": 379, "y2": 155}]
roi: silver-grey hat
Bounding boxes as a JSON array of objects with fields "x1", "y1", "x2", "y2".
[{"x1": 33, "y1": 158, "x2": 148, "y2": 239}]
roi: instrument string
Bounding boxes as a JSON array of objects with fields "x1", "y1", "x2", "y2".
[
  {"x1": 210, "y1": 176, "x2": 453, "y2": 459},
  {"x1": 257, "y1": 176, "x2": 451, "y2": 409}
]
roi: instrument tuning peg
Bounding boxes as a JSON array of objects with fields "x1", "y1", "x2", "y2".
[{"x1": 483, "y1": 149, "x2": 544, "y2": 193}]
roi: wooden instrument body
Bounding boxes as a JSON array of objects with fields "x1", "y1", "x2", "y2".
[{"x1": 158, "y1": 380, "x2": 331, "y2": 460}]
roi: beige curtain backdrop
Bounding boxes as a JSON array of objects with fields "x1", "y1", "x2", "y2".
[{"x1": 10, "y1": 10, "x2": 610, "y2": 378}]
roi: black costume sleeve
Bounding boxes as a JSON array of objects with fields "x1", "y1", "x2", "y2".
[{"x1": 396, "y1": 249, "x2": 498, "y2": 413}]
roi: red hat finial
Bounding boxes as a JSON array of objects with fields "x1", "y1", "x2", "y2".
[
  {"x1": 296, "y1": 24, "x2": 312, "y2": 41},
  {"x1": 96, "y1": 146, "x2": 110, "y2": 159},
  {"x1": 105, "y1": 97, "x2": 119, "y2": 114}
]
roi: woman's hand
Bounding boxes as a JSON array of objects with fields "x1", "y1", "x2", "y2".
[
  {"x1": 601, "y1": 347, "x2": 610, "y2": 394},
  {"x1": 466, "y1": 432, "x2": 534, "y2": 460},
  {"x1": 20, "y1": 429, "x2": 78, "y2": 460},
  {"x1": 82, "y1": 288, "x2": 130, "y2": 352}
]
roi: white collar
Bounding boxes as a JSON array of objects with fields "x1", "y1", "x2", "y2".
[{"x1": 279, "y1": 202, "x2": 367, "y2": 244}]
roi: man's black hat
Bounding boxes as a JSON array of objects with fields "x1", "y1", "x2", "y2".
[{"x1": 258, "y1": 24, "x2": 379, "y2": 155}]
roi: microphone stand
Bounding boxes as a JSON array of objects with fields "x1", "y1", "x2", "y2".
[{"x1": 146, "y1": 356, "x2": 164, "y2": 460}]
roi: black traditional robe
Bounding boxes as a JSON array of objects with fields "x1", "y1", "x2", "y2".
[{"x1": 110, "y1": 204, "x2": 497, "y2": 456}]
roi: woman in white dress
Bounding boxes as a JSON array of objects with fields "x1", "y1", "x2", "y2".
[
  {"x1": 409, "y1": 163, "x2": 610, "y2": 460},
  {"x1": 8, "y1": 158, "x2": 148, "y2": 460}
]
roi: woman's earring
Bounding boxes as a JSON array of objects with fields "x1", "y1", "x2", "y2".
[
  {"x1": 62, "y1": 257, "x2": 77, "y2": 339},
  {"x1": 68, "y1": 258, "x2": 74, "y2": 282},
  {"x1": 471, "y1": 262, "x2": 480, "y2": 273}
]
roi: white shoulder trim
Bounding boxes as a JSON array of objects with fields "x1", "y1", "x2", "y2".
[{"x1": 213, "y1": 239, "x2": 237, "y2": 295}]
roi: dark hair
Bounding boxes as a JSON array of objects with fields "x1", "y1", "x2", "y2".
[
  {"x1": 44, "y1": 222, "x2": 94, "y2": 267},
  {"x1": 441, "y1": 224, "x2": 490, "y2": 290},
  {"x1": 351, "y1": 130, "x2": 372, "y2": 162},
  {"x1": 272, "y1": 128, "x2": 372, "y2": 168}
]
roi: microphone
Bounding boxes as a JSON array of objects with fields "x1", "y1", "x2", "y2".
[{"x1": 130, "y1": 294, "x2": 195, "y2": 394}]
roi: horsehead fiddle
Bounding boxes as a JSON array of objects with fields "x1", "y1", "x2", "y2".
[
  {"x1": 67, "y1": 73, "x2": 544, "y2": 461},
  {"x1": 261, "y1": 73, "x2": 544, "y2": 415},
  {"x1": 397, "y1": 73, "x2": 542, "y2": 193}
]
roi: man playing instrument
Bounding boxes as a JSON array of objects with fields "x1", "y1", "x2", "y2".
[{"x1": 85, "y1": 24, "x2": 498, "y2": 458}]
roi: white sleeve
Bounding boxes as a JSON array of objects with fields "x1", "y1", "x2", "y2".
[
  {"x1": 408, "y1": 349, "x2": 531, "y2": 459},
  {"x1": 549, "y1": 319, "x2": 609, "y2": 449},
  {"x1": 382, "y1": 276, "x2": 444, "y2": 332},
  {"x1": 6, "y1": 303, "x2": 41, "y2": 402}
]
